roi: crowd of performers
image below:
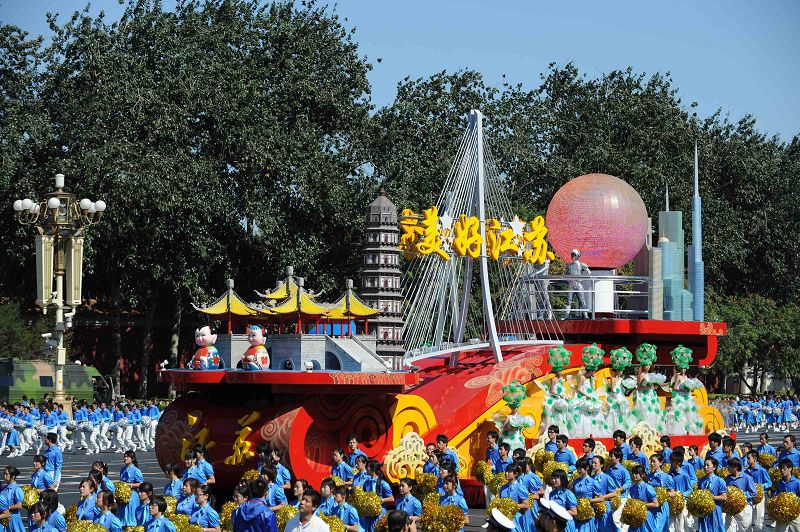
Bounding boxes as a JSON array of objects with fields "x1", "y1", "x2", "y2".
[
  {"x1": 542, "y1": 343, "x2": 705, "y2": 439},
  {"x1": 0, "y1": 397, "x2": 162, "y2": 458},
  {"x1": 712, "y1": 398, "x2": 800, "y2": 435}
]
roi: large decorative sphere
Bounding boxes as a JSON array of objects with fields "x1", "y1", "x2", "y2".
[{"x1": 545, "y1": 173, "x2": 648, "y2": 269}]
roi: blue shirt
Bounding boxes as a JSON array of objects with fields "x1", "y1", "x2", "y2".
[
  {"x1": 267, "y1": 483, "x2": 287, "y2": 507},
  {"x1": 492, "y1": 455, "x2": 513, "y2": 473},
  {"x1": 554, "y1": 449, "x2": 577, "y2": 472},
  {"x1": 544, "y1": 440, "x2": 558, "y2": 453},
  {"x1": 396, "y1": 494, "x2": 422, "y2": 517},
  {"x1": 318, "y1": 496, "x2": 336, "y2": 516},
  {"x1": 705, "y1": 447, "x2": 725, "y2": 464},
  {"x1": 745, "y1": 463, "x2": 772, "y2": 489},
  {"x1": 671, "y1": 471, "x2": 694, "y2": 497},
  {"x1": 176, "y1": 496, "x2": 198, "y2": 516},
  {"x1": 441, "y1": 449, "x2": 460, "y2": 472},
  {"x1": 197, "y1": 458, "x2": 214, "y2": 480},
  {"x1": 726, "y1": 474, "x2": 757, "y2": 504},
  {"x1": 720, "y1": 452, "x2": 741, "y2": 468},
  {"x1": 77, "y1": 493, "x2": 100, "y2": 521},
  {"x1": 630, "y1": 450, "x2": 650, "y2": 473},
  {"x1": 95, "y1": 510, "x2": 123, "y2": 532},
  {"x1": 120, "y1": 464, "x2": 144, "y2": 484},
  {"x1": 648, "y1": 471, "x2": 674, "y2": 490},
  {"x1": 758, "y1": 443, "x2": 777, "y2": 456},
  {"x1": 422, "y1": 462, "x2": 440, "y2": 476},
  {"x1": 332, "y1": 503, "x2": 362, "y2": 532},
  {"x1": 275, "y1": 463, "x2": 291, "y2": 487},
  {"x1": 165, "y1": 479, "x2": 183, "y2": 497},
  {"x1": 615, "y1": 443, "x2": 632, "y2": 460},
  {"x1": 775, "y1": 477, "x2": 800, "y2": 496},
  {"x1": 687, "y1": 456, "x2": 704, "y2": 471},
  {"x1": 146, "y1": 516, "x2": 177, "y2": 532},
  {"x1": 608, "y1": 463, "x2": 632, "y2": 497},
  {"x1": 48, "y1": 511, "x2": 67, "y2": 532},
  {"x1": 44, "y1": 445, "x2": 63, "y2": 479},
  {"x1": 352, "y1": 471, "x2": 369, "y2": 488},
  {"x1": 778, "y1": 448, "x2": 800, "y2": 467},
  {"x1": 438, "y1": 493, "x2": 468, "y2": 515},
  {"x1": 332, "y1": 462, "x2": 354, "y2": 482},
  {"x1": 31, "y1": 469, "x2": 54, "y2": 490},
  {"x1": 183, "y1": 466, "x2": 208, "y2": 485},
  {"x1": 190, "y1": 505, "x2": 220, "y2": 528},
  {"x1": 348, "y1": 448, "x2": 368, "y2": 467}
]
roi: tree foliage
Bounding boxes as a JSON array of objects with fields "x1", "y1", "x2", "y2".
[{"x1": 0, "y1": 1, "x2": 798, "y2": 394}]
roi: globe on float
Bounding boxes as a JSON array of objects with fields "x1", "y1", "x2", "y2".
[{"x1": 545, "y1": 173, "x2": 648, "y2": 269}]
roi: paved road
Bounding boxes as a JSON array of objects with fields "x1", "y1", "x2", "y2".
[{"x1": 1, "y1": 447, "x2": 161, "y2": 508}]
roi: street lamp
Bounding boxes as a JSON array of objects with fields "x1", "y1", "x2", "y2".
[{"x1": 13, "y1": 173, "x2": 106, "y2": 406}]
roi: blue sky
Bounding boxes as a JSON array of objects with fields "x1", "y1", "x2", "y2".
[{"x1": 2, "y1": 0, "x2": 798, "y2": 140}]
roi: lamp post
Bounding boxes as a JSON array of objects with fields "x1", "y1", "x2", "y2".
[{"x1": 13, "y1": 173, "x2": 106, "y2": 406}]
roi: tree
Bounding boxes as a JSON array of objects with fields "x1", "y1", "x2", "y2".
[{"x1": 0, "y1": 300, "x2": 53, "y2": 360}]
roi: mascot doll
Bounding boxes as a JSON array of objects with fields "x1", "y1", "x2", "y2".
[
  {"x1": 191, "y1": 326, "x2": 220, "y2": 370},
  {"x1": 242, "y1": 325, "x2": 269, "y2": 370}
]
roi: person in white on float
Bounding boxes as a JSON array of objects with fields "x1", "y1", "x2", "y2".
[{"x1": 284, "y1": 490, "x2": 330, "y2": 532}]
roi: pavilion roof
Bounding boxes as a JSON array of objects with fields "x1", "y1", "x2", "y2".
[
  {"x1": 193, "y1": 290, "x2": 258, "y2": 316},
  {"x1": 325, "y1": 288, "x2": 380, "y2": 319}
]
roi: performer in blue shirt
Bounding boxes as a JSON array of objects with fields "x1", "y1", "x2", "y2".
[
  {"x1": 163, "y1": 463, "x2": 183, "y2": 497},
  {"x1": 332, "y1": 448, "x2": 354, "y2": 483},
  {"x1": 145, "y1": 496, "x2": 177, "y2": 532},
  {"x1": 544, "y1": 425, "x2": 560, "y2": 453},
  {"x1": 547, "y1": 469, "x2": 578, "y2": 532},
  {"x1": 491, "y1": 443, "x2": 513, "y2": 473},
  {"x1": 758, "y1": 433, "x2": 777, "y2": 456},
  {"x1": 395, "y1": 478, "x2": 421, "y2": 522},
  {"x1": 436, "y1": 434, "x2": 460, "y2": 473},
  {"x1": 725, "y1": 458, "x2": 756, "y2": 532},
  {"x1": 590, "y1": 455, "x2": 617, "y2": 532},
  {"x1": 554, "y1": 434, "x2": 577, "y2": 472},
  {"x1": 779, "y1": 434, "x2": 800, "y2": 467},
  {"x1": 346, "y1": 434, "x2": 368, "y2": 468},
  {"x1": 43, "y1": 434, "x2": 63, "y2": 487},
  {"x1": 331, "y1": 485, "x2": 363, "y2": 532},
  {"x1": 352, "y1": 455, "x2": 369, "y2": 488},
  {"x1": 697, "y1": 457, "x2": 727, "y2": 532},
  {"x1": 438, "y1": 476, "x2": 468, "y2": 532},
  {"x1": 745, "y1": 449, "x2": 772, "y2": 530},
  {"x1": 705, "y1": 433, "x2": 725, "y2": 464},
  {"x1": 628, "y1": 464, "x2": 659, "y2": 532},
  {"x1": 31, "y1": 455, "x2": 55, "y2": 491},
  {"x1": 485, "y1": 431, "x2": 500, "y2": 463},
  {"x1": 95, "y1": 491, "x2": 123, "y2": 532},
  {"x1": 612, "y1": 430, "x2": 632, "y2": 460},
  {"x1": 189, "y1": 485, "x2": 220, "y2": 530}
]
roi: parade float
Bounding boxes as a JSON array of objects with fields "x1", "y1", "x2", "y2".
[{"x1": 157, "y1": 110, "x2": 726, "y2": 503}]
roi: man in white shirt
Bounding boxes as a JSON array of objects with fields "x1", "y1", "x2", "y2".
[{"x1": 284, "y1": 490, "x2": 330, "y2": 532}]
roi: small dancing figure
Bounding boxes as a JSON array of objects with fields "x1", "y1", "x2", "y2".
[
  {"x1": 606, "y1": 346, "x2": 634, "y2": 434},
  {"x1": 570, "y1": 343, "x2": 610, "y2": 438},
  {"x1": 542, "y1": 346, "x2": 574, "y2": 438}
]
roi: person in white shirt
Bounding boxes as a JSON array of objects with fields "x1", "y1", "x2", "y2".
[{"x1": 284, "y1": 490, "x2": 330, "y2": 532}]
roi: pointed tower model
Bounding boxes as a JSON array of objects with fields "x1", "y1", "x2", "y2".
[{"x1": 687, "y1": 142, "x2": 705, "y2": 320}]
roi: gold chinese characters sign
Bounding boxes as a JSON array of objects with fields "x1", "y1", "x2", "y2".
[{"x1": 399, "y1": 207, "x2": 555, "y2": 265}]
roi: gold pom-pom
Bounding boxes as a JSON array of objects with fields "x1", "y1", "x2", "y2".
[
  {"x1": 767, "y1": 492, "x2": 800, "y2": 524},
  {"x1": 759, "y1": 453, "x2": 776, "y2": 469},
  {"x1": 351, "y1": 487, "x2": 383, "y2": 517},
  {"x1": 241, "y1": 469, "x2": 260, "y2": 483},
  {"x1": 114, "y1": 481, "x2": 132, "y2": 503},
  {"x1": 221, "y1": 501, "x2": 239, "y2": 531},
  {"x1": 717, "y1": 467, "x2": 729, "y2": 479},
  {"x1": 655, "y1": 487, "x2": 668, "y2": 506},
  {"x1": 414, "y1": 473, "x2": 438, "y2": 499},
  {"x1": 22, "y1": 484, "x2": 39, "y2": 509},
  {"x1": 66, "y1": 503, "x2": 78, "y2": 524},
  {"x1": 754, "y1": 484, "x2": 765, "y2": 505},
  {"x1": 770, "y1": 468, "x2": 783, "y2": 486},
  {"x1": 610, "y1": 494, "x2": 622, "y2": 511},
  {"x1": 324, "y1": 475, "x2": 345, "y2": 487},
  {"x1": 621, "y1": 498, "x2": 648, "y2": 528},
  {"x1": 475, "y1": 461, "x2": 492, "y2": 483},
  {"x1": 723, "y1": 486, "x2": 746, "y2": 516},
  {"x1": 534, "y1": 450, "x2": 555, "y2": 472},
  {"x1": 276, "y1": 505, "x2": 299, "y2": 532},
  {"x1": 68, "y1": 525, "x2": 109, "y2": 532},
  {"x1": 576, "y1": 498, "x2": 595, "y2": 521},
  {"x1": 687, "y1": 489, "x2": 716, "y2": 518},
  {"x1": 184, "y1": 525, "x2": 204, "y2": 532},
  {"x1": 668, "y1": 492, "x2": 685, "y2": 516},
  {"x1": 695, "y1": 469, "x2": 706, "y2": 479},
  {"x1": 124, "y1": 527, "x2": 145, "y2": 532},
  {"x1": 164, "y1": 496, "x2": 178, "y2": 517},
  {"x1": 542, "y1": 461, "x2": 569, "y2": 484},
  {"x1": 438, "y1": 504, "x2": 468, "y2": 532},
  {"x1": 661, "y1": 464, "x2": 671, "y2": 474},
  {"x1": 487, "y1": 473, "x2": 506, "y2": 496},
  {"x1": 374, "y1": 513, "x2": 388, "y2": 532},
  {"x1": 318, "y1": 512, "x2": 346, "y2": 532},
  {"x1": 169, "y1": 514, "x2": 191, "y2": 529},
  {"x1": 486, "y1": 497, "x2": 518, "y2": 520},
  {"x1": 593, "y1": 501, "x2": 607, "y2": 518},
  {"x1": 622, "y1": 460, "x2": 638, "y2": 473},
  {"x1": 793, "y1": 467, "x2": 800, "y2": 479}
]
